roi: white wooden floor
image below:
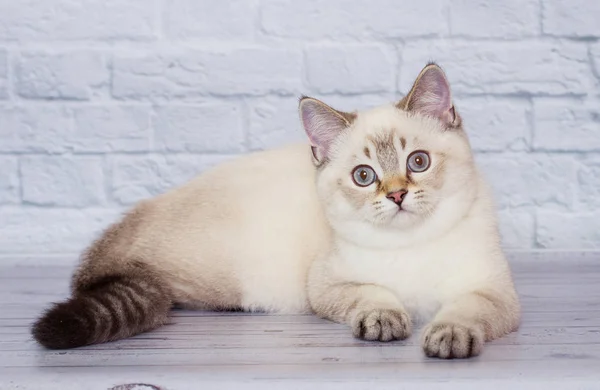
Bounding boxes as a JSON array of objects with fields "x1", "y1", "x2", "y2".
[{"x1": 1, "y1": 252, "x2": 599, "y2": 390}]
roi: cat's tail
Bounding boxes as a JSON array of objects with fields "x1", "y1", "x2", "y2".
[{"x1": 31, "y1": 269, "x2": 172, "y2": 349}]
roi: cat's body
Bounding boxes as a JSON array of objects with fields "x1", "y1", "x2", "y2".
[
  {"x1": 33, "y1": 63, "x2": 520, "y2": 358},
  {"x1": 76, "y1": 143, "x2": 330, "y2": 314}
]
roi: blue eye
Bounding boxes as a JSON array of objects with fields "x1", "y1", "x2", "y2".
[
  {"x1": 352, "y1": 165, "x2": 377, "y2": 187},
  {"x1": 407, "y1": 151, "x2": 430, "y2": 173}
]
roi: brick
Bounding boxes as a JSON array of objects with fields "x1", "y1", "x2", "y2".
[
  {"x1": 261, "y1": 0, "x2": 447, "y2": 39},
  {"x1": 497, "y1": 210, "x2": 535, "y2": 249},
  {"x1": 310, "y1": 94, "x2": 396, "y2": 112},
  {"x1": 0, "y1": 106, "x2": 71, "y2": 153},
  {"x1": 19, "y1": 52, "x2": 107, "y2": 99},
  {"x1": 0, "y1": 0, "x2": 155, "y2": 41},
  {"x1": 400, "y1": 41, "x2": 592, "y2": 96},
  {"x1": 450, "y1": 0, "x2": 539, "y2": 38},
  {"x1": 0, "y1": 49, "x2": 7, "y2": 99},
  {"x1": 153, "y1": 104, "x2": 244, "y2": 153},
  {"x1": 248, "y1": 94, "x2": 398, "y2": 151},
  {"x1": 0, "y1": 208, "x2": 121, "y2": 254},
  {"x1": 592, "y1": 44, "x2": 600, "y2": 79},
  {"x1": 21, "y1": 156, "x2": 106, "y2": 207},
  {"x1": 72, "y1": 106, "x2": 151, "y2": 152},
  {"x1": 577, "y1": 157, "x2": 600, "y2": 211},
  {"x1": 476, "y1": 154, "x2": 576, "y2": 210},
  {"x1": 459, "y1": 98, "x2": 530, "y2": 152},
  {"x1": 248, "y1": 96, "x2": 304, "y2": 150},
  {"x1": 165, "y1": 0, "x2": 257, "y2": 40},
  {"x1": 0, "y1": 105, "x2": 150, "y2": 153},
  {"x1": 542, "y1": 0, "x2": 600, "y2": 37},
  {"x1": 16, "y1": 51, "x2": 107, "y2": 100},
  {"x1": 0, "y1": 157, "x2": 19, "y2": 204},
  {"x1": 537, "y1": 211, "x2": 600, "y2": 249},
  {"x1": 112, "y1": 48, "x2": 302, "y2": 100},
  {"x1": 305, "y1": 45, "x2": 395, "y2": 94},
  {"x1": 533, "y1": 99, "x2": 600, "y2": 151},
  {"x1": 111, "y1": 154, "x2": 234, "y2": 205}
]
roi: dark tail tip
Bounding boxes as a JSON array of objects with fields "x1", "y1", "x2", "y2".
[{"x1": 32, "y1": 298, "x2": 93, "y2": 349}]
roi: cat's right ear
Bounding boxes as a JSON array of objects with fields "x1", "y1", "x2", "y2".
[
  {"x1": 299, "y1": 96, "x2": 356, "y2": 163},
  {"x1": 299, "y1": 96, "x2": 355, "y2": 164}
]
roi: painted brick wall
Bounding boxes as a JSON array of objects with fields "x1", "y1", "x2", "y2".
[{"x1": 0, "y1": 0, "x2": 599, "y2": 262}]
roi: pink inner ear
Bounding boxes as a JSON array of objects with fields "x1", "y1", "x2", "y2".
[
  {"x1": 300, "y1": 100, "x2": 348, "y2": 160},
  {"x1": 409, "y1": 66, "x2": 455, "y2": 124}
]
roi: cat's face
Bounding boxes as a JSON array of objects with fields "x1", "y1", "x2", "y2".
[
  {"x1": 300, "y1": 63, "x2": 478, "y2": 233},
  {"x1": 315, "y1": 106, "x2": 475, "y2": 230}
]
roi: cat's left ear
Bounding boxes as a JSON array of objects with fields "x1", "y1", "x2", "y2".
[
  {"x1": 299, "y1": 96, "x2": 355, "y2": 163},
  {"x1": 398, "y1": 63, "x2": 461, "y2": 129}
]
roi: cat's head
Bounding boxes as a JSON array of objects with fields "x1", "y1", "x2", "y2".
[{"x1": 299, "y1": 63, "x2": 479, "y2": 239}]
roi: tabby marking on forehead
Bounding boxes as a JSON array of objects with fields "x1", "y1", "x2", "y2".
[
  {"x1": 369, "y1": 132, "x2": 399, "y2": 174},
  {"x1": 400, "y1": 137, "x2": 406, "y2": 150},
  {"x1": 363, "y1": 147, "x2": 371, "y2": 159}
]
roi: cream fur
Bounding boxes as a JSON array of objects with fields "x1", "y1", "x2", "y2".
[
  {"x1": 306, "y1": 103, "x2": 520, "y2": 358},
  {"x1": 110, "y1": 143, "x2": 332, "y2": 314},
  {"x1": 74, "y1": 64, "x2": 520, "y2": 358}
]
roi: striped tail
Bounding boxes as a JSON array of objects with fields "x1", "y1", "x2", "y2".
[{"x1": 32, "y1": 273, "x2": 172, "y2": 349}]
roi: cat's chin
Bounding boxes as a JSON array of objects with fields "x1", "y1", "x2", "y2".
[
  {"x1": 332, "y1": 213, "x2": 430, "y2": 250},
  {"x1": 369, "y1": 208, "x2": 423, "y2": 229},
  {"x1": 388, "y1": 212, "x2": 423, "y2": 229}
]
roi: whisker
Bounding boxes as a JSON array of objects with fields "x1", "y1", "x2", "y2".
[{"x1": 373, "y1": 212, "x2": 385, "y2": 220}]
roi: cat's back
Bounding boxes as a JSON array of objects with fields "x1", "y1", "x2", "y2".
[{"x1": 155, "y1": 142, "x2": 321, "y2": 224}]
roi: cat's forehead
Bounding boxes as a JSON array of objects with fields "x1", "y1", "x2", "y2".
[{"x1": 349, "y1": 104, "x2": 445, "y2": 149}]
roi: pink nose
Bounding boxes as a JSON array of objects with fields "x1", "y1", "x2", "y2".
[{"x1": 386, "y1": 190, "x2": 407, "y2": 205}]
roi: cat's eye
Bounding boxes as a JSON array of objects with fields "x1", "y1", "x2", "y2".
[
  {"x1": 407, "y1": 151, "x2": 430, "y2": 173},
  {"x1": 351, "y1": 165, "x2": 377, "y2": 187}
]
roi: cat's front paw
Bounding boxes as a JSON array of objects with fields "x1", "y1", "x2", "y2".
[
  {"x1": 422, "y1": 322, "x2": 484, "y2": 359},
  {"x1": 352, "y1": 308, "x2": 411, "y2": 342}
]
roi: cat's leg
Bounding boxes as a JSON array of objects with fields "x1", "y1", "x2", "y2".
[
  {"x1": 422, "y1": 288, "x2": 520, "y2": 359},
  {"x1": 308, "y1": 262, "x2": 411, "y2": 342},
  {"x1": 313, "y1": 283, "x2": 411, "y2": 342}
]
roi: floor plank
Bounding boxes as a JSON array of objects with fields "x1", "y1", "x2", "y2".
[{"x1": 1, "y1": 252, "x2": 600, "y2": 389}]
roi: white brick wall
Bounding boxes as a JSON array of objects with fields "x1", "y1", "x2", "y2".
[{"x1": 0, "y1": 0, "x2": 599, "y2": 261}]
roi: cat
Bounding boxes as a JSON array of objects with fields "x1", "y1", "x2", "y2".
[{"x1": 32, "y1": 63, "x2": 520, "y2": 359}]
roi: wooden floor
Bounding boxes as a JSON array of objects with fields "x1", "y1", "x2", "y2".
[{"x1": 1, "y1": 252, "x2": 599, "y2": 390}]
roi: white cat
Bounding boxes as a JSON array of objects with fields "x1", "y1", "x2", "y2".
[{"x1": 32, "y1": 63, "x2": 520, "y2": 359}]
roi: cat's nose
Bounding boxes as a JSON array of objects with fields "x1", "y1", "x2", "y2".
[{"x1": 386, "y1": 190, "x2": 407, "y2": 205}]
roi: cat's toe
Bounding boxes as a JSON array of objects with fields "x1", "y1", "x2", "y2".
[
  {"x1": 422, "y1": 322, "x2": 484, "y2": 359},
  {"x1": 352, "y1": 308, "x2": 411, "y2": 342}
]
